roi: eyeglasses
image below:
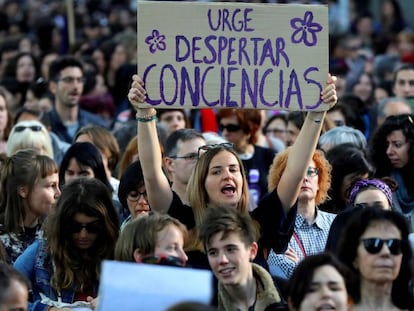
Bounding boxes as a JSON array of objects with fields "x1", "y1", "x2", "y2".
[
  {"x1": 127, "y1": 190, "x2": 148, "y2": 202},
  {"x1": 169, "y1": 153, "x2": 198, "y2": 161},
  {"x1": 198, "y1": 142, "x2": 234, "y2": 159},
  {"x1": 70, "y1": 221, "x2": 102, "y2": 234},
  {"x1": 57, "y1": 76, "x2": 86, "y2": 84},
  {"x1": 265, "y1": 128, "x2": 286, "y2": 135},
  {"x1": 219, "y1": 123, "x2": 241, "y2": 132},
  {"x1": 306, "y1": 167, "x2": 319, "y2": 177},
  {"x1": 141, "y1": 254, "x2": 186, "y2": 267},
  {"x1": 361, "y1": 238, "x2": 403, "y2": 255},
  {"x1": 14, "y1": 125, "x2": 42, "y2": 132}
]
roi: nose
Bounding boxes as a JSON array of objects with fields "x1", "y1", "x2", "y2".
[
  {"x1": 54, "y1": 187, "x2": 61, "y2": 199},
  {"x1": 320, "y1": 285, "x2": 332, "y2": 298},
  {"x1": 218, "y1": 252, "x2": 229, "y2": 264},
  {"x1": 386, "y1": 144, "x2": 394, "y2": 156},
  {"x1": 79, "y1": 227, "x2": 88, "y2": 238},
  {"x1": 179, "y1": 248, "x2": 188, "y2": 263},
  {"x1": 137, "y1": 194, "x2": 147, "y2": 204}
]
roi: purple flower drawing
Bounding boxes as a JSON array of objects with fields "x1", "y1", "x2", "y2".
[
  {"x1": 145, "y1": 29, "x2": 166, "y2": 54},
  {"x1": 290, "y1": 11, "x2": 323, "y2": 47}
]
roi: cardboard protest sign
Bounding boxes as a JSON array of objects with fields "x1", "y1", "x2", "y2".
[
  {"x1": 137, "y1": 1, "x2": 328, "y2": 111},
  {"x1": 97, "y1": 260, "x2": 213, "y2": 311}
]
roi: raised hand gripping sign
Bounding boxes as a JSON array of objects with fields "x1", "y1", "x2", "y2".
[{"x1": 137, "y1": 1, "x2": 328, "y2": 111}]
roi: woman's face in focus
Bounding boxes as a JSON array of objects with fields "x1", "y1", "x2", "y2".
[
  {"x1": 298, "y1": 265, "x2": 348, "y2": 311},
  {"x1": 385, "y1": 130, "x2": 410, "y2": 169},
  {"x1": 355, "y1": 221, "x2": 403, "y2": 284},
  {"x1": 204, "y1": 150, "x2": 243, "y2": 208}
]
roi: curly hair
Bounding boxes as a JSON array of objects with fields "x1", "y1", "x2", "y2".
[
  {"x1": 370, "y1": 114, "x2": 414, "y2": 178},
  {"x1": 46, "y1": 178, "x2": 119, "y2": 292},
  {"x1": 267, "y1": 147, "x2": 331, "y2": 205}
]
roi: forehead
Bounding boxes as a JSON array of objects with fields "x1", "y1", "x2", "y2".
[
  {"x1": 208, "y1": 231, "x2": 244, "y2": 248},
  {"x1": 396, "y1": 69, "x2": 414, "y2": 80},
  {"x1": 176, "y1": 137, "x2": 205, "y2": 154},
  {"x1": 269, "y1": 118, "x2": 286, "y2": 128},
  {"x1": 386, "y1": 129, "x2": 406, "y2": 141},
  {"x1": 160, "y1": 111, "x2": 184, "y2": 119},
  {"x1": 73, "y1": 212, "x2": 99, "y2": 223},
  {"x1": 220, "y1": 115, "x2": 239, "y2": 124},
  {"x1": 210, "y1": 150, "x2": 240, "y2": 166},
  {"x1": 361, "y1": 221, "x2": 401, "y2": 239},
  {"x1": 354, "y1": 189, "x2": 389, "y2": 206},
  {"x1": 313, "y1": 265, "x2": 345, "y2": 283},
  {"x1": 59, "y1": 66, "x2": 83, "y2": 77}
]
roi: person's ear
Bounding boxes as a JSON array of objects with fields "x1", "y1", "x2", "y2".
[
  {"x1": 249, "y1": 242, "x2": 258, "y2": 262},
  {"x1": 163, "y1": 156, "x2": 175, "y2": 172},
  {"x1": 48, "y1": 80, "x2": 57, "y2": 95},
  {"x1": 18, "y1": 186, "x2": 29, "y2": 199},
  {"x1": 133, "y1": 249, "x2": 142, "y2": 263}
]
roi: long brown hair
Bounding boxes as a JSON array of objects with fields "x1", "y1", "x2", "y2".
[
  {"x1": 46, "y1": 178, "x2": 119, "y2": 292},
  {"x1": 0, "y1": 149, "x2": 58, "y2": 233}
]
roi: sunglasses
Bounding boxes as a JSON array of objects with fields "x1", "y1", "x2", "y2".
[
  {"x1": 198, "y1": 142, "x2": 234, "y2": 159},
  {"x1": 14, "y1": 125, "x2": 42, "y2": 132},
  {"x1": 141, "y1": 254, "x2": 186, "y2": 267},
  {"x1": 70, "y1": 221, "x2": 102, "y2": 234},
  {"x1": 306, "y1": 167, "x2": 319, "y2": 177},
  {"x1": 361, "y1": 238, "x2": 403, "y2": 255},
  {"x1": 219, "y1": 123, "x2": 241, "y2": 132}
]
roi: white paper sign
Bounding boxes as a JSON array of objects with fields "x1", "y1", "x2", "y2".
[{"x1": 97, "y1": 261, "x2": 213, "y2": 311}]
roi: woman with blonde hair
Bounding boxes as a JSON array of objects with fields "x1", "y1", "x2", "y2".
[{"x1": 6, "y1": 120, "x2": 53, "y2": 158}]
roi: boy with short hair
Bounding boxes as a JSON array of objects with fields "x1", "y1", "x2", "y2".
[{"x1": 199, "y1": 207, "x2": 287, "y2": 311}]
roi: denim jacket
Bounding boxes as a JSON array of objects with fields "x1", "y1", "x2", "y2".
[{"x1": 14, "y1": 239, "x2": 77, "y2": 311}]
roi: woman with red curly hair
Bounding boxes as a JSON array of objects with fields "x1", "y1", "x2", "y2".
[{"x1": 266, "y1": 145, "x2": 335, "y2": 280}]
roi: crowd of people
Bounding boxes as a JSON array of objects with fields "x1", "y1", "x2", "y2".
[{"x1": 1, "y1": 0, "x2": 414, "y2": 310}]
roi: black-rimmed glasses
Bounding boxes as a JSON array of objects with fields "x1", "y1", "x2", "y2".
[
  {"x1": 127, "y1": 190, "x2": 148, "y2": 202},
  {"x1": 168, "y1": 153, "x2": 198, "y2": 161},
  {"x1": 198, "y1": 142, "x2": 234, "y2": 159},
  {"x1": 14, "y1": 125, "x2": 42, "y2": 132},
  {"x1": 360, "y1": 238, "x2": 403, "y2": 255}
]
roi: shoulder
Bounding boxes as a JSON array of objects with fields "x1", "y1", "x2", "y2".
[{"x1": 78, "y1": 109, "x2": 110, "y2": 128}]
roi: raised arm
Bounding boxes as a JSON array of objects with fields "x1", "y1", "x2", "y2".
[
  {"x1": 128, "y1": 75, "x2": 173, "y2": 214},
  {"x1": 277, "y1": 75, "x2": 337, "y2": 213}
]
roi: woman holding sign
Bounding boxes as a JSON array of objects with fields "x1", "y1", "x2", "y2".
[{"x1": 128, "y1": 74, "x2": 337, "y2": 270}]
